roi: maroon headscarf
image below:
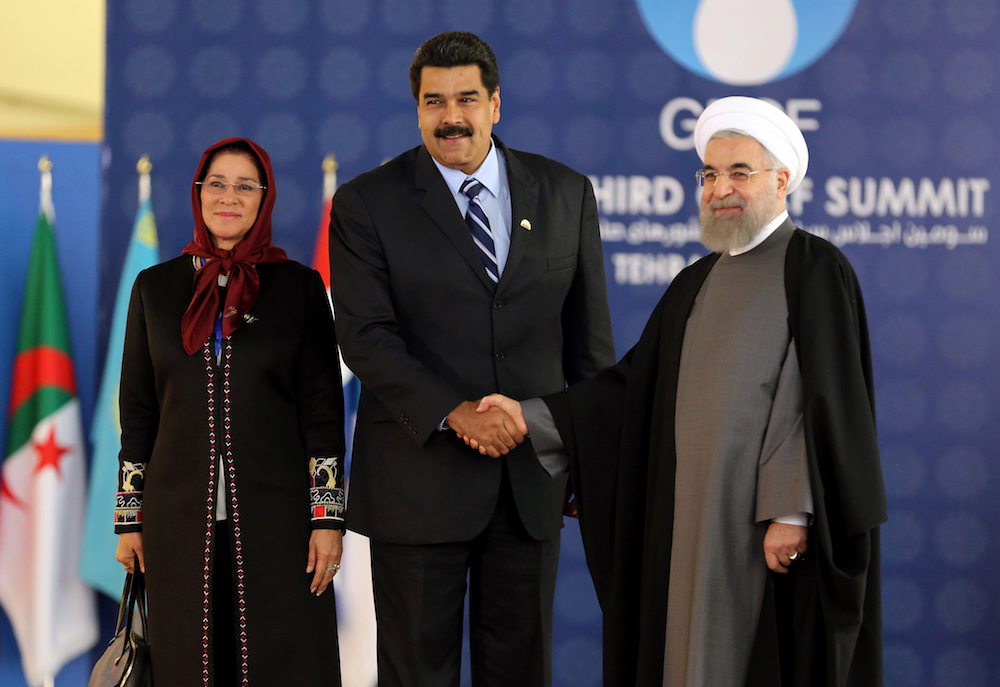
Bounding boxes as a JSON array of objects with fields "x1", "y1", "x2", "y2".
[{"x1": 180, "y1": 137, "x2": 289, "y2": 355}]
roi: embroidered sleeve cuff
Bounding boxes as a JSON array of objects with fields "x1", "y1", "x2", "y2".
[
  {"x1": 309, "y1": 455, "x2": 346, "y2": 523},
  {"x1": 115, "y1": 461, "x2": 146, "y2": 529},
  {"x1": 115, "y1": 490, "x2": 143, "y2": 529}
]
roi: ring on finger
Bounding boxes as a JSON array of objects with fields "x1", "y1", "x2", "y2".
[{"x1": 788, "y1": 551, "x2": 799, "y2": 562}]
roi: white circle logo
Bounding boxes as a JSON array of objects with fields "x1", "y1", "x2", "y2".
[{"x1": 636, "y1": 0, "x2": 858, "y2": 86}]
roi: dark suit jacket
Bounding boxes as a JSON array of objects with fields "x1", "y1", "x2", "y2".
[{"x1": 329, "y1": 137, "x2": 615, "y2": 544}]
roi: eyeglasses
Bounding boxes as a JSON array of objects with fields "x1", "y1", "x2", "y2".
[
  {"x1": 196, "y1": 180, "x2": 266, "y2": 196},
  {"x1": 695, "y1": 169, "x2": 775, "y2": 187}
]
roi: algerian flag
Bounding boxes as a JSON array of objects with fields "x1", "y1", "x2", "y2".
[
  {"x1": 0, "y1": 164, "x2": 99, "y2": 687},
  {"x1": 81, "y1": 161, "x2": 159, "y2": 599}
]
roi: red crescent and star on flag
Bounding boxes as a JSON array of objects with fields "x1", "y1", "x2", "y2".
[
  {"x1": 0, "y1": 427, "x2": 70, "y2": 511},
  {"x1": 1, "y1": 344, "x2": 77, "y2": 510}
]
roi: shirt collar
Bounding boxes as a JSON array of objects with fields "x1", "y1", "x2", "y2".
[
  {"x1": 729, "y1": 209, "x2": 789, "y2": 256},
  {"x1": 432, "y1": 139, "x2": 501, "y2": 199}
]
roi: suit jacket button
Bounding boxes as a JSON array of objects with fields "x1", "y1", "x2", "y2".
[
  {"x1": 493, "y1": 300, "x2": 503, "y2": 309},
  {"x1": 495, "y1": 351, "x2": 505, "y2": 361}
]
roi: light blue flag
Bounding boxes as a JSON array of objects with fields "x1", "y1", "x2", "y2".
[{"x1": 81, "y1": 197, "x2": 159, "y2": 598}]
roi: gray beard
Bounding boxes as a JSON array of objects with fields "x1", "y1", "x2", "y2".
[{"x1": 699, "y1": 193, "x2": 781, "y2": 253}]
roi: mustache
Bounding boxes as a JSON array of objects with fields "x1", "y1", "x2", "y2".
[
  {"x1": 707, "y1": 196, "x2": 746, "y2": 211},
  {"x1": 435, "y1": 125, "x2": 473, "y2": 138}
]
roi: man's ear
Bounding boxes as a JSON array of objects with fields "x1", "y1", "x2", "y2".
[
  {"x1": 491, "y1": 87, "x2": 501, "y2": 124},
  {"x1": 775, "y1": 168, "x2": 791, "y2": 200}
]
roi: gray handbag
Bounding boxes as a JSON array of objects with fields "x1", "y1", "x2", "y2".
[{"x1": 88, "y1": 571, "x2": 152, "y2": 687}]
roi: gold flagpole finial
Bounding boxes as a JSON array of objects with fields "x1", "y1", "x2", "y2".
[
  {"x1": 137, "y1": 155, "x2": 152, "y2": 204},
  {"x1": 38, "y1": 156, "x2": 54, "y2": 219},
  {"x1": 322, "y1": 154, "x2": 339, "y2": 201}
]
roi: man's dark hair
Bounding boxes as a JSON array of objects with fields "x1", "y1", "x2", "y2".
[{"x1": 409, "y1": 31, "x2": 500, "y2": 101}]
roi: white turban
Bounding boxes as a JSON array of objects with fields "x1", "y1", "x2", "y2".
[{"x1": 693, "y1": 96, "x2": 809, "y2": 194}]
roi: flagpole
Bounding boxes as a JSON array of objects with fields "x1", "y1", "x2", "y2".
[
  {"x1": 321, "y1": 152, "x2": 375, "y2": 687},
  {"x1": 80, "y1": 155, "x2": 161, "y2": 600},
  {"x1": 137, "y1": 154, "x2": 152, "y2": 203},
  {"x1": 39, "y1": 156, "x2": 63, "y2": 687},
  {"x1": 322, "y1": 154, "x2": 338, "y2": 202}
]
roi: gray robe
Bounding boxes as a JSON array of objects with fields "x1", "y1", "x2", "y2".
[{"x1": 666, "y1": 225, "x2": 811, "y2": 686}]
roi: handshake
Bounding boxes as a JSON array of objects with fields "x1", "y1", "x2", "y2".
[{"x1": 446, "y1": 394, "x2": 527, "y2": 458}]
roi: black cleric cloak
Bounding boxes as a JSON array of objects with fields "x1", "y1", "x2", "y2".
[{"x1": 544, "y1": 226, "x2": 886, "y2": 687}]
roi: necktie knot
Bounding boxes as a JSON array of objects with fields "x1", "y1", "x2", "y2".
[{"x1": 461, "y1": 177, "x2": 484, "y2": 200}]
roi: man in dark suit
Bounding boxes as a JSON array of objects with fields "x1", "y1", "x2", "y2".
[{"x1": 329, "y1": 31, "x2": 615, "y2": 687}]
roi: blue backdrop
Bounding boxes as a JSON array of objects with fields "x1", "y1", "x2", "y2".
[
  {"x1": 2, "y1": 0, "x2": 997, "y2": 685},
  {"x1": 97, "y1": 0, "x2": 1000, "y2": 685}
]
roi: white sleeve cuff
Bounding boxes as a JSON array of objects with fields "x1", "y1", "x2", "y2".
[{"x1": 772, "y1": 512, "x2": 811, "y2": 527}]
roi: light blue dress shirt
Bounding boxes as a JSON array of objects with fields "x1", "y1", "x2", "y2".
[{"x1": 431, "y1": 140, "x2": 513, "y2": 275}]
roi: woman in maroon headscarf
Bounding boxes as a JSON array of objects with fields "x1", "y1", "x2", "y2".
[{"x1": 114, "y1": 138, "x2": 345, "y2": 686}]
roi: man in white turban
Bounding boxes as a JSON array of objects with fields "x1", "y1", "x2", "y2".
[{"x1": 465, "y1": 96, "x2": 885, "y2": 686}]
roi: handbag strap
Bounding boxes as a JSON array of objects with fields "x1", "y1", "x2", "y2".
[
  {"x1": 114, "y1": 572, "x2": 136, "y2": 637},
  {"x1": 133, "y1": 570, "x2": 149, "y2": 638},
  {"x1": 115, "y1": 570, "x2": 149, "y2": 639}
]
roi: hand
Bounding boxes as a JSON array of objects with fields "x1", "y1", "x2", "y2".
[
  {"x1": 447, "y1": 400, "x2": 525, "y2": 458},
  {"x1": 475, "y1": 394, "x2": 527, "y2": 434},
  {"x1": 563, "y1": 482, "x2": 579, "y2": 519},
  {"x1": 306, "y1": 528, "x2": 344, "y2": 595},
  {"x1": 763, "y1": 522, "x2": 808, "y2": 573},
  {"x1": 116, "y1": 532, "x2": 145, "y2": 574},
  {"x1": 457, "y1": 394, "x2": 527, "y2": 456}
]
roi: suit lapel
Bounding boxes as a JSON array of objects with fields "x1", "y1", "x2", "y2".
[
  {"x1": 496, "y1": 139, "x2": 537, "y2": 294},
  {"x1": 415, "y1": 146, "x2": 497, "y2": 293}
]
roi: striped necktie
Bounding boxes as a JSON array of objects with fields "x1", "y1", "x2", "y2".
[{"x1": 460, "y1": 177, "x2": 499, "y2": 287}]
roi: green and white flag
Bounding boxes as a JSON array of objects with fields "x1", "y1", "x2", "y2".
[
  {"x1": 0, "y1": 162, "x2": 98, "y2": 686},
  {"x1": 81, "y1": 159, "x2": 160, "y2": 599}
]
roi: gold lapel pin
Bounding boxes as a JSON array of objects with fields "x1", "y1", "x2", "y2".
[{"x1": 520, "y1": 219, "x2": 531, "y2": 231}]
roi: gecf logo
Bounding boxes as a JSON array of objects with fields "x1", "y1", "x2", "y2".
[
  {"x1": 661, "y1": 97, "x2": 821, "y2": 151},
  {"x1": 636, "y1": 0, "x2": 858, "y2": 85}
]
